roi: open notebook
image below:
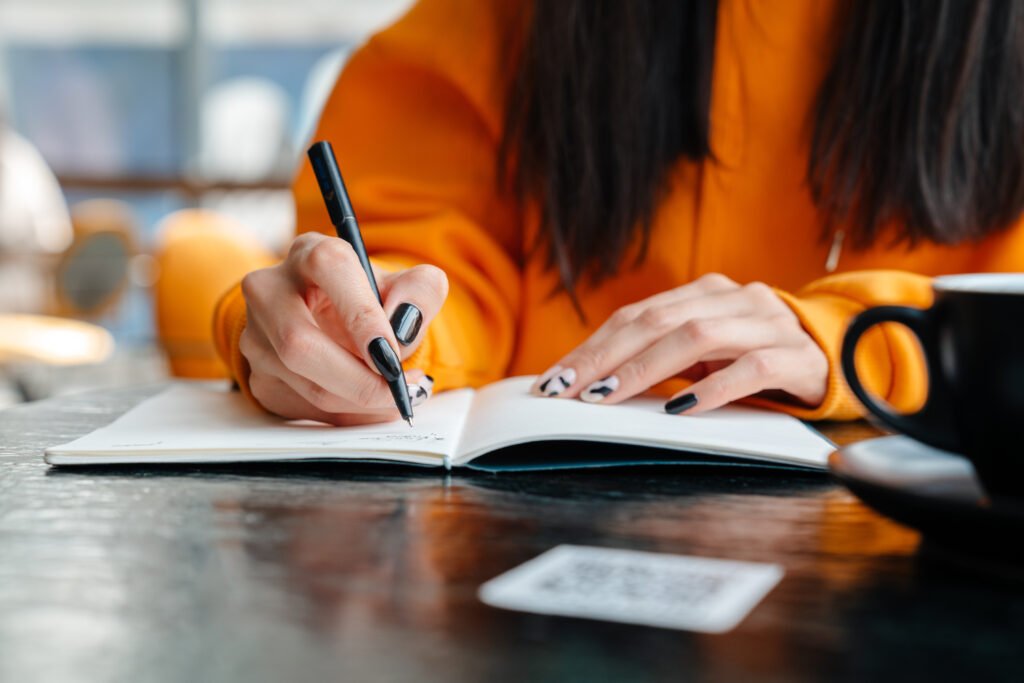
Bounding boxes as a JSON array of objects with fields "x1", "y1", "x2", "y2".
[{"x1": 44, "y1": 377, "x2": 834, "y2": 470}]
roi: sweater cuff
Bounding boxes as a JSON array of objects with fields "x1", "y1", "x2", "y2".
[
  {"x1": 212, "y1": 281, "x2": 256, "y2": 403},
  {"x1": 759, "y1": 289, "x2": 867, "y2": 421}
]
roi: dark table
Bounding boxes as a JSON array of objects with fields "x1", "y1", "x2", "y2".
[{"x1": 1, "y1": 387, "x2": 1022, "y2": 683}]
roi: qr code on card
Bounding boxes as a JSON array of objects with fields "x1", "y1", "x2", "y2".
[{"x1": 479, "y1": 545, "x2": 783, "y2": 633}]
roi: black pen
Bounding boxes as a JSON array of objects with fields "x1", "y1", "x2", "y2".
[{"x1": 307, "y1": 140, "x2": 415, "y2": 427}]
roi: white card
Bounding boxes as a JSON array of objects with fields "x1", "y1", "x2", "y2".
[{"x1": 479, "y1": 545, "x2": 784, "y2": 633}]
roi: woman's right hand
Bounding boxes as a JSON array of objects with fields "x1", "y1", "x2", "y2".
[{"x1": 239, "y1": 233, "x2": 448, "y2": 425}]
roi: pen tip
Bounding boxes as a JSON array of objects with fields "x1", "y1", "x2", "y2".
[{"x1": 406, "y1": 418, "x2": 414, "y2": 428}]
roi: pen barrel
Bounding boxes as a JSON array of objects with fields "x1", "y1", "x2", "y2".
[
  {"x1": 387, "y1": 377, "x2": 415, "y2": 423},
  {"x1": 309, "y1": 140, "x2": 404, "y2": 419},
  {"x1": 338, "y1": 217, "x2": 382, "y2": 304},
  {"x1": 307, "y1": 141, "x2": 356, "y2": 220}
]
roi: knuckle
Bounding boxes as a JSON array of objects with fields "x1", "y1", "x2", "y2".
[
  {"x1": 306, "y1": 382, "x2": 341, "y2": 413},
  {"x1": 248, "y1": 373, "x2": 272, "y2": 405},
  {"x1": 746, "y1": 349, "x2": 778, "y2": 379},
  {"x1": 398, "y1": 265, "x2": 449, "y2": 309},
  {"x1": 609, "y1": 306, "x2": 638, "y2": 328},
  {"x1": 305, "y1": 239, "x2": 349, "y2": 273},
  {"x1": 276, "y1": 328, "x2": 313, "y2": 370},
  {"x1": 703, "y1": 373, "x2": 730, "y2": 400},
  {"x1": 637, "y1": 306, "x2": 674, "y2": 333},
  {"x1": 238, "y1": 327, "x2": 258, "y2": 360},
  {"x1": 351, "y1": 374, "x2": 385, "y2": 408},
  {"x1": 347, "y1": 304, "x2": 383, "y2": 333},
  {"x1": 768, "y1": 311, "x2": 798, "y2": 327},
  {"x1": 240, "y1": 271, "x2": 256, "y2": 300},
  {"x1": 697, "y1": 272, "x2": 736, "y2": 290},
  {"x1": 681, "y1": 318, "x2": 717, "y2": 348},
  {"x1": 572, "y1": 347, "x2": 605, "y2": 374},
  {"x1": 742, "y1": 281, "x2": 776, "y2": 304},
  {"x1": 412, "y1": 264, "x2": 449, "y2": 303},
  {"x1": 240, "y1": 269, "x2": 266, "y2": 303},
  {"x1": 619, "y1": 357, "x2": 649, "y2": 387},
  {"x1": 771, "y1": 310, "x2": 803, "y2": 335},
  {"x1": 287, "y1": 233, "x2": 319, "y2": 260}
]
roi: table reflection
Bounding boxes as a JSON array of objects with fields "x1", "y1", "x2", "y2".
[{"x1": 203, "y1": 464, "x2": 921, "y2": 681}]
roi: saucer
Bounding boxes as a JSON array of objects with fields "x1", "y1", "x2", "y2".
[{"x1": 829, "y1": 436, "x2": 1024, "y2": 563}]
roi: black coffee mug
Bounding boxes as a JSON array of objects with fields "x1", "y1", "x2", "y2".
[{"x1": 842, "y1": 274, "x2": 1024, "y2": 498}]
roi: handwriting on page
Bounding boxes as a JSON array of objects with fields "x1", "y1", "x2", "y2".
[
  {"x1": 355, "y1": 433, "x2": 446, "y2": 442},
  {"x1": 479, "y1": 545, "x2": 784, "y2": 633},
  {"x1": 294, "y1": 432, "x2": 446, "y2": 448}
]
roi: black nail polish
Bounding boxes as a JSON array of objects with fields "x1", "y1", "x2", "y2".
[
  {"x1": 390, "y1": 303, "x2": 423, "y2": 346},
  {"x1": 368, "y1": 337, "x2": 403, "y2": 381},
  {"x1": 425, "y1": 375, "x2": 434, "y2": 383},
  {"x1": 665, "y1": 393, "x2": 698, "y2": 415}
]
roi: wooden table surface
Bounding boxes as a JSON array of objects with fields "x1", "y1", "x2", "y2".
[{"x1": 1, "y1": 387, "x2": 1022, "y2": 683}]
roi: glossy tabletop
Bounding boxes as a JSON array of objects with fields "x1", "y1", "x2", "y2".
[{"x1": 1, "y1": 387, "x2": 1022, "y2": 683}]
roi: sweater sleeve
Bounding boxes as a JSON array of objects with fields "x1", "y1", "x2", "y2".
[
  {"x1": 215, "y1": 0, "x2": 523, "y2": 395},
  {"x1": 762, "y1": 270, "x2": 934, "y2": 421},
  {"x1": 763, "y1": 213, "x2": 1024, "y2": 421}
]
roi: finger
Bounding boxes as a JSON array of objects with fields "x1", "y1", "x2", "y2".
[
  {"x1": 287, "y1": 234, "x2": 402, "y2": 369},
  {"x1": 663, "y1": 347, "x2": 799, "y2": 416},
  {"x1": 536, "y1": 287, "x2": 765, "y2": 398},
  {"x1": 406, "y1": 372, "x2": 435, "y2": 407},
  {"x1": 242, "y1": 281, "x2": 397, "y2": 411},
  {"x1": 596, "y1": 273, "x2": 742, "y2": 333},
  {"x1": 532, "y1": 275, "x2": 741, "y2": 395},
  {"x1": 580, "y1": 315, "x2": 790, "y2": 404},
  {"x1": 379, "y1": 264, "x2": 449, "y2": 352},
  {"x1": 632, "y1": 272, "x2": 740, "y2": 311},
  {"x1": 248, "y1": 322, "x2": 434, "y2": 414},
  {"x1": 249, "y1": 372, "x2": 397, "y2": 426}
]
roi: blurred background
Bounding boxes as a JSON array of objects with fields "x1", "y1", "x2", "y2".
[{"x1": 0, "y1": 0, "x2": 414, "y2": 407}]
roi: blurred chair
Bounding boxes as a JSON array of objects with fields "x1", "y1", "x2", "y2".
[
  {"x1": 153, "y1": 209, "x2": 275, "y2": 379},
  {"x1": 54, "y1": 199, "x2": 137, "y2": 320}
]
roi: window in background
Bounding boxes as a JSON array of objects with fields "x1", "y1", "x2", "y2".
[{"x1": 0, "y1": 0, "x2": 413, "y2": 346}]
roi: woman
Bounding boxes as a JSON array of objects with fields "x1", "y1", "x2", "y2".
[{"x1": 213, "y1": 0, "x2": 1024, "y2": 425}]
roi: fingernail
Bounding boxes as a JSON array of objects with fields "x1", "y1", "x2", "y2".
[
  {"x1": 532, "y1": 366, "x2": 561, "y2": 395},
  {"x1": 368, "y1": 337, "x2": 403, "y2": 381},
  {"x1": 665, "y1": 393, "x2": 698, "y2": 415},
  {"x1": 536, "y1": 366, "x2": 576, "y2": 397},
  {"x1": 581, "y1": 376, "x2": 619, "y2": 403},
  {"x1": 408, "y1": 378, "x2": 432, "y2": 407},
  {"x1": 390, "y1": 303, "x2": 423, "y2": 346},
  {"x1": 423, "y1": 374, "x2": 435, "y2": 389}
]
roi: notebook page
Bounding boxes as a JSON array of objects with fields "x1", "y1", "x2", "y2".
[
  {"x1": 452, "y1": 377, "x2": 833, "y2": 468},
  {"x1": 45, "y1": 383, "x2": 474, "y2": 466}
]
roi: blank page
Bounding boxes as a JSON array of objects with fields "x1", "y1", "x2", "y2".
[
  {"x1": 46, "y1": 383, "x2": 474, "y2": 466},
  {"x1": 452, "y1": 377, "x2": 833, "y2": 468}
]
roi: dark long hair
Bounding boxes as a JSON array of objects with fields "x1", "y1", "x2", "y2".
[{"x1": 501, "y1": 0, "x2": 1024, "y2": 293}]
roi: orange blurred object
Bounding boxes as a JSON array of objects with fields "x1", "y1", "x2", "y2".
[{"x1": 153, "y1": 209, "x2": 274, "y2": 378}]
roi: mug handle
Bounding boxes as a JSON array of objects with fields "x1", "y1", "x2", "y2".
[{"x1": 841, "y1": 305, "x2": 961, "y2": 452}]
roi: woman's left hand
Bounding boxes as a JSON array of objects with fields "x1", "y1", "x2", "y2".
[{"x1": 530, "y1": 273, "x2": 829, "y2": 414}]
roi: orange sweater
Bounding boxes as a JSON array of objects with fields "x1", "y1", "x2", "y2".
[{"x1": 212, "y1": 0, "x2": 1024, "y2": 421}]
